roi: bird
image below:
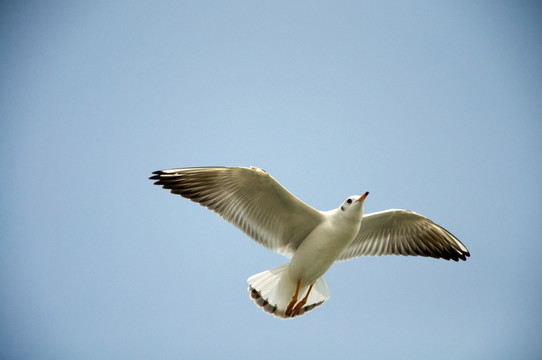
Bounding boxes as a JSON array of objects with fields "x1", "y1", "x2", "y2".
[{"x1": 149, "y1": 166, "x2": 469, "y2": 318}]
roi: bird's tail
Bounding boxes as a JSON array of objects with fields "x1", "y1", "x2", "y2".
[{"x1": 247, "y1": 264, "x2": 330, "y2": 319}]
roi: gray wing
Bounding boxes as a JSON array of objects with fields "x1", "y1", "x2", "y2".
[
  {"x1": 150, "y1": 166, "x2": 324, "y2": 257},
  {"x1": 337, "y1": 209, "x2": 470, "y2": 262}
]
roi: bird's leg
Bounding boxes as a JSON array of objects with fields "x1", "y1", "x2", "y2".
[
  {"x1": 285, "y1": 279, "x2": 301, "y2": 316},
  {"x1": 292, "y1": 282, "x2": 315, "y2": 316}
]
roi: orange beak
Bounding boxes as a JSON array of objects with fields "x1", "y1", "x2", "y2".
[{"x1": 357, "y1": 191, "x2": 369, "y2": 203}]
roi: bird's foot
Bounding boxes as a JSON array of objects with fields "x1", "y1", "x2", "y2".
[
  {"x1": 285, "y1": 279, "x2": 301, "y2": 316},
  {"x1": 291, "y1": 282, "x2": 314, "y2": 316}
]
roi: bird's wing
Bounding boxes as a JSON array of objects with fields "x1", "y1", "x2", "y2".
[
  {"x1": 337, "y1": 209, "x2": 470, "y2": 262},
  {"x1": 150, "y1": 166, "x2": 324, "y2": 257}
]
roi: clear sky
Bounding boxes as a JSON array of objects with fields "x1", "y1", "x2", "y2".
[{"x1": 1, "y1": 1, "x2": 541, "y2": 359}]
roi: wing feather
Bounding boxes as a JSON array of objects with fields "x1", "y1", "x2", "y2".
[
  {"x1": 337, "y1": 209, "x2": 469, "y2": 262},
  {"x1": 150, "y1": 166, "x2": 324, "y2": 257}
]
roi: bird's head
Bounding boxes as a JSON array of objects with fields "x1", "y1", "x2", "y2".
[{"x1": 339, "y1": 192, "x2": 369, "y2": 219}]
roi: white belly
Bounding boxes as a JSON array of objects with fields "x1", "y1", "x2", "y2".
[{"x1": 287, "y1": 218, "x2": 360, "y2": 286}]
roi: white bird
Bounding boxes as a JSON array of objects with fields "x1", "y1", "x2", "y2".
[{"x1": 150, "y1": 166, "x2": 469, "y2": 318}]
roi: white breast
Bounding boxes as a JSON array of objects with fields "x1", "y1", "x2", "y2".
[{"x1": 287, "y1": 210, "x2": 361, "y2": 286}]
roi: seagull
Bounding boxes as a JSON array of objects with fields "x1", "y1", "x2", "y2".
[{"x1": 150, "y1": 166, "x2": 469, "y2": 318}]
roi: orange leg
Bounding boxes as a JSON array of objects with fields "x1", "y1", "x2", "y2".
[
  {"x1": 285, "y1": 279, "x2": 301, "y2": 316},
  {"x1": 292, "y1": 282, "x2": 314, "y2": 316}
]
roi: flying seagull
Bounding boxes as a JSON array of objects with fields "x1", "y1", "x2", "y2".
[{"x1": 150, "y1": 166, "x2": 469, "y2": 318}]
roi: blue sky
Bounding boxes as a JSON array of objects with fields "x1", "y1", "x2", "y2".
[{"x1": 1, "y1": 1, "x2": 541, "y2": 359}]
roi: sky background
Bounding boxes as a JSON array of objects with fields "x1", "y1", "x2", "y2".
[{"x1": 1, "y1": 1, "x2": 541, "y2": 359}]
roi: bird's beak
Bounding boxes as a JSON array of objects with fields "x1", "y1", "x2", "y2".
[{"x1": 357, "y1": 191, "x2": 369, "y2": 202}]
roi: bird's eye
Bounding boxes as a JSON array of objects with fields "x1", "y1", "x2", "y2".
[{"x1": 347, "y1": 199, "x2": 352, "y2": 204}]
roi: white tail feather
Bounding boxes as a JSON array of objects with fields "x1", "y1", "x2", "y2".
[{"x1": 247, "y1": 264, "x2": 330, "y2": 318}]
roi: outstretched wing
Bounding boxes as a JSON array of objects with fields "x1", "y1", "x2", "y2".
[
  {"x1": 337, "y1": 209, "x2": 469, "y2": 262},
  {"x1": 150, "y1": 166, "x2": 324, "y2": 257}
]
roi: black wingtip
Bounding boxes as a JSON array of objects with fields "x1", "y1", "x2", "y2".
[
  {"x1": 451, "y1": 250, "x2": 470, "y2": 262},
  {"x1": 149, "y1": 170, "x2": 165, "y2": 182}
]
